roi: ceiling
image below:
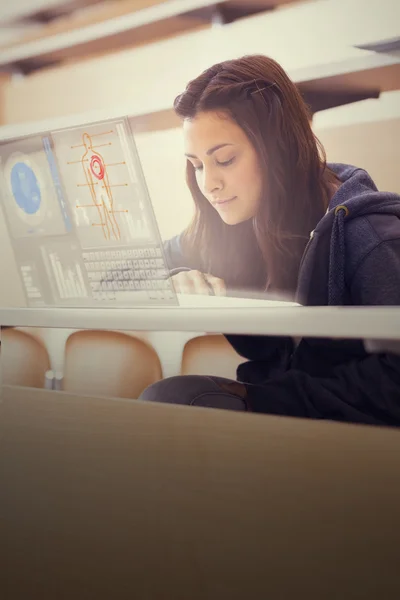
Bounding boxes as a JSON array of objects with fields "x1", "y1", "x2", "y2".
[
  {"x1": 0, "y1": 0, "x2": 299, "y2": 51},
  {"x1": 0, "y1": 0, "x2": 104, "y2": 46}
]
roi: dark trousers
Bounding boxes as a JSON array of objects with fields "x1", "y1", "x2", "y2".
[{"x1": 140, "y1": 376, "x2": 249, "y2": 411}]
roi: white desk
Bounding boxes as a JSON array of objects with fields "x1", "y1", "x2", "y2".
[
  {"x1": 1, "y1": 303, "x2": 400, "y2": 340},
  {"x1": 1, "y1": 298, "x2": 399, "y2": 394}
]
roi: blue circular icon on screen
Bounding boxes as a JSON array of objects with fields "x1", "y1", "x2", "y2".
[{"x1": 10, "y1": 162, "x2": 42, "y2": 215}]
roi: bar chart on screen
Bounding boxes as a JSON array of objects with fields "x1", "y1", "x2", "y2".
[{"x1": 41, "y1": 241, "x2": 88, "y2": 301}]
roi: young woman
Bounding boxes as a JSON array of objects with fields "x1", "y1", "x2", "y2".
[{"x1": 140, "y1": 55, "x2": 400, "y2": 427}]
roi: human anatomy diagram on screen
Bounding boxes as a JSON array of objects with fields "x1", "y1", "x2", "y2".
[
  {"x1": 52, "y1": 121, "x2": 151, "y2": 248},
  {"x1": 80, "y1": 131, "x2": 123, "y2": 241}
]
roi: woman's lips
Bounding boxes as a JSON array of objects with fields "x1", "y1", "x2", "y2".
[{"x1": 213, "y1": 196, "x2": 237, "y2": 207}]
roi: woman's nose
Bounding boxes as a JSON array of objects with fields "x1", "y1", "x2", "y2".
[{"x1": 202, "y1": 167, "x2": 223, "y2": 195}]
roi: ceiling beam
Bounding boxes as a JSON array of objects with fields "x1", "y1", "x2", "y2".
[{"x1": 0, "y1": 0, "x2": 302, "y2": 74}]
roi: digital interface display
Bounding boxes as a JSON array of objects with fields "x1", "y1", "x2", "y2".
[{"x1": 0, "y1": 117, "x2": 177, "y2": 307}]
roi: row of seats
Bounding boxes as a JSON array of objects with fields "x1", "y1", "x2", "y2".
[{"x1": 1, "y1": 328, "x2": 243, "y2": 399}]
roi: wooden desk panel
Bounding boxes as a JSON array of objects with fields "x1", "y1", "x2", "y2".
[{"x1": 1, "y1": 386, "x2": 400, "y2": 599}]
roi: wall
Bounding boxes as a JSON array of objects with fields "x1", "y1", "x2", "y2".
[
  {"x1": 314, "y1": 89, "x2": 400, "y2": 193},
  {"x1": 135, "y1": 127, "x2": 193, "y2": 240},
  {"x1": 0, "y1": 74, "x2": 10, "y2": 124},
  {"x1": 317, "y1": 117, "x2": 400, "y2": 194},
  {"x1": 1, "y1": 0, "x2": 399, "y2": 124}
]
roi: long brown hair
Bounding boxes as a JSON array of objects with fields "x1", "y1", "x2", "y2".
[{"x1": 174, "y1": 55, "x2": 338, "y2": 296}]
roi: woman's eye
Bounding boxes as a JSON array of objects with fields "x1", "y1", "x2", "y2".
[
  {"x1": 193, "y1": 164, "x2": 203, "y2": 171},
  {"x1": 217, "y1": 157, "x2": 235, "y2": 167}
]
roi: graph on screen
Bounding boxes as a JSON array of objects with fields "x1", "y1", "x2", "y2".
[{"x1": 0, "y1": 137, "x2": 69, "y2": 239}]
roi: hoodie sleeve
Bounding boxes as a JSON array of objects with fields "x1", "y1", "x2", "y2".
[
  {"x1": 245, "y1": 242, "x2": 400, "y2": 427},
  {"x1": 163, "y1": 234, "x2": 193, "y2": 272},
  {"x1": 245, "y1": 352, "x2": 400, "y2": 426},
  {"x1": 350, "y1": 238, "x2": 400, "y2": 305}
]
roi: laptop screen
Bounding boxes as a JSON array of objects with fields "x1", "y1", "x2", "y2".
[{"x1": 0, "y1": 116, "x2": 178, "y2": 308}]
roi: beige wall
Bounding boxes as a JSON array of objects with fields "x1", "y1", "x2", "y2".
[
  {"x1": 1, "y1": 0, "x2": 399, "y2": 125},
  {"x1": 135, "y1": 127, "x2": 194, "y2": 240},
  {"x1": 0, "y1": 74, "x2": 11, "y2": 124},
  {"x1": 316, "y1": 118, "x2": 400, "y2": 194},
  {"x1": 313, "y1": 89, "x2": 400, "y2": 192}
]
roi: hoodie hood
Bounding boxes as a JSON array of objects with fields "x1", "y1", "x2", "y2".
[
  {"x1": 296, "y1": 163, "x2": 400, "y2": 306},
  {"x1": 328, "y1": 163, "x2": 400, "y2": 216}
]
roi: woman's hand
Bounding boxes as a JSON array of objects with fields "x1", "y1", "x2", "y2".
[{"x1": 171, "y1": 270, "x2": 226, "y2": 296}]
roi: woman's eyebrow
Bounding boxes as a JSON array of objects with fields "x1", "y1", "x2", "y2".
[{"x1": 185, "y1": 143, "x2": 234, "y2": 159}]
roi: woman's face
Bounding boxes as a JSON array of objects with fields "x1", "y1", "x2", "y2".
[{"x1": 183, "y1": 111, "x2": 263, "y2": 225}]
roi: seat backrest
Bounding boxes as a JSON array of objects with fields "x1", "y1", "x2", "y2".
[
  {"x1": 1, "y1": 327, "x2": 51, "y2": 388},
  {"x1": 181, "y1": 334, "x2": 243, "y2": 379},
  {"x1": 62, "y1": 329, "x2": 162, "y2": 399}
]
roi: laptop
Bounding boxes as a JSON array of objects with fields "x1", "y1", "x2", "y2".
[{"x1": 0, "y1": 114, "x2": 297, "y2": 310}]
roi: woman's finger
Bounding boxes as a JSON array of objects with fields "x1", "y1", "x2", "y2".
[
  {"x1": 171, "y1": 271, "x2": 209, "y2": 295},
  {"x1": 191, "y1": 271, "x2": 213, "y2": 295},
  {"x1": 204, "y1": 274, "x2": 226, "y2": 296},
  {"x1": 171, "y1": 273, "x2": 194, "y2": 294}
]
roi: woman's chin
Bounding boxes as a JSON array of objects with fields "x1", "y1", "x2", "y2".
[{"x1": 219, "y1": 212, "x2": 249, "y2": 226}]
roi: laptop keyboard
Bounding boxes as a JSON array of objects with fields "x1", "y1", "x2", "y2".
[{"x1": 82, "y1": 246, "x2": 176, "y2": 303}]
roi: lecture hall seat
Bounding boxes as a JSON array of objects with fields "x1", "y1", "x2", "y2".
[
  {"x1": 1, "y1": 327, "x2": 51, "y2": 388},
  {"x1": 62, "y1": 329, "x2": 163, "y2": 399},
  {"x1": 181, "y1": 334, "x2": 243, "y2": 379}
]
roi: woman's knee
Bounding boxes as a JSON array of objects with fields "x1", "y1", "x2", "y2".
[
  {"x1": 140, "y1": 375, "x2": 206, "y2": 405},
  {"x1": 139, "y1": 375, "x2": 248, "y2": 411}
]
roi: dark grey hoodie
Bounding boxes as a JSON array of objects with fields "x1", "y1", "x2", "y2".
[{"x1": 164, "y1": 164, "x2": 400, "y2": 427}]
